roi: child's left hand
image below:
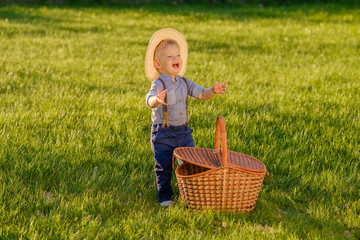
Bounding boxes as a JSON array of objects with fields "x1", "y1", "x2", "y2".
[{"x1": 212, "y1": 81, "x2": 227, "y2": 95}]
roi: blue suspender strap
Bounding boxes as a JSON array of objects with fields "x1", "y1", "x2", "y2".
[
  {"x1": 181, "y1": 77, "x2": 190, "y2": 123},
  {"x1": 158, "y1": 79, "x2": 169, "y2": 128}
]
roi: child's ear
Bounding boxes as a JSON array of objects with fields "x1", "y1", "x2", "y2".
[{"x1": 154, "y1": 60, "x2": 161, "y2": 70}]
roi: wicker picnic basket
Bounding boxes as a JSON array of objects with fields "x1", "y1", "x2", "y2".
[{"x1": 174, "y1": 116, "x2": 269, "y2": 213}]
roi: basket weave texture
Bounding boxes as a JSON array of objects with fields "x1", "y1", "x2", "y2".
[{"x1": 174, "y1": 116, "x2": 268, "y2": 213}]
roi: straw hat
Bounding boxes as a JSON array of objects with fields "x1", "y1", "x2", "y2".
[{"x1": 145, "y1": 28, "x2": 188, "y2": 81}]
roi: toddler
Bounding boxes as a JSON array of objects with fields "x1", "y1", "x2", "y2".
[{"x1": 145, "y1": 28, "x2": 227, "y2": 207}]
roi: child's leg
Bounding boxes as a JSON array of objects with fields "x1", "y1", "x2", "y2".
[
  {"x1": 150, "y1": 124, "x2": 195, "y2": 203},
  {"x1": 151, "y1": 125, "x2": 176, "y2": 202},
  {"x1": 153, "y1": 143, "x2": 174, "y2": 202},
  {"x1": 177, "y1": 126, "x2": 195, "y2": 165},
  {"x1": 179, "y1": 125, "x2": 195, "y2": 148}
]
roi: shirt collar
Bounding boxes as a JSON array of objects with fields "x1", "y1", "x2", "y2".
[{"x1": 159, "y1": 73, "x2": 180, "y2": 83}]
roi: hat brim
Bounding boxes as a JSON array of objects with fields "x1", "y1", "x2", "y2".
[{"x1": 145, "y1": 28, "x2": 188, "y2": 81}]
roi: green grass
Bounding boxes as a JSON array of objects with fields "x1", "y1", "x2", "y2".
[{"x1": 0, "y1": 2, "x2": 359, "y2": 239}]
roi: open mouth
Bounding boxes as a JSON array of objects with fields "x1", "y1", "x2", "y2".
[{"x1": 172, "y1": 63, "x2": 180, "y2": 68}]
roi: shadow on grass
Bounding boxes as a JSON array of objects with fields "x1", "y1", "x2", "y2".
[{"x1": 0, "y1": 2, "x2": 359, "y2": 29}]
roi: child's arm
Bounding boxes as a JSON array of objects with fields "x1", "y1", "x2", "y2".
[
  {"x1": 147, "y1": 89, "x2": 168, "y2": 108},
  {"x1": 197, "y1": 81, "x2": 227, "y2": 101}
]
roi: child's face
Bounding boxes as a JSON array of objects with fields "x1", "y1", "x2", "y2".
[{"x1": 154, "y1": 44, "x2": 182, "y2": 78}]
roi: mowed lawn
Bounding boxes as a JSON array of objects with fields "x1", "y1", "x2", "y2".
[{"x1": 0, "y1": 3, "x2": 359, "y2": 239}]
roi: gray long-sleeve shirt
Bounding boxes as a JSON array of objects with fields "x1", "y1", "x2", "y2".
[{"x1": 146, "y1": 74, "x2": 204, "y2": 126}]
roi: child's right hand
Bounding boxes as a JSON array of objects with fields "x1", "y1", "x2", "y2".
[{"x1": 156, "y1": 89, "x2": 168, "y2": 105}]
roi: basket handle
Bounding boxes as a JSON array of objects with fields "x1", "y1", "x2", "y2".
[{"x1": 215, "y1": 116, "x2": 228, "y2": 166}]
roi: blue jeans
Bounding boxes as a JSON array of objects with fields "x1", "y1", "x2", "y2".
[{"x1": 150, "y1": 124, "x2": 195, "y2": 202}]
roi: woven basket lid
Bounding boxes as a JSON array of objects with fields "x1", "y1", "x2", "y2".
[
  {"x1": 174, "y1": 116, "x2": 267, "y2": 173},
  {"x1": 174, "y1": 147, "x2": 266, "y2": 172}
]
